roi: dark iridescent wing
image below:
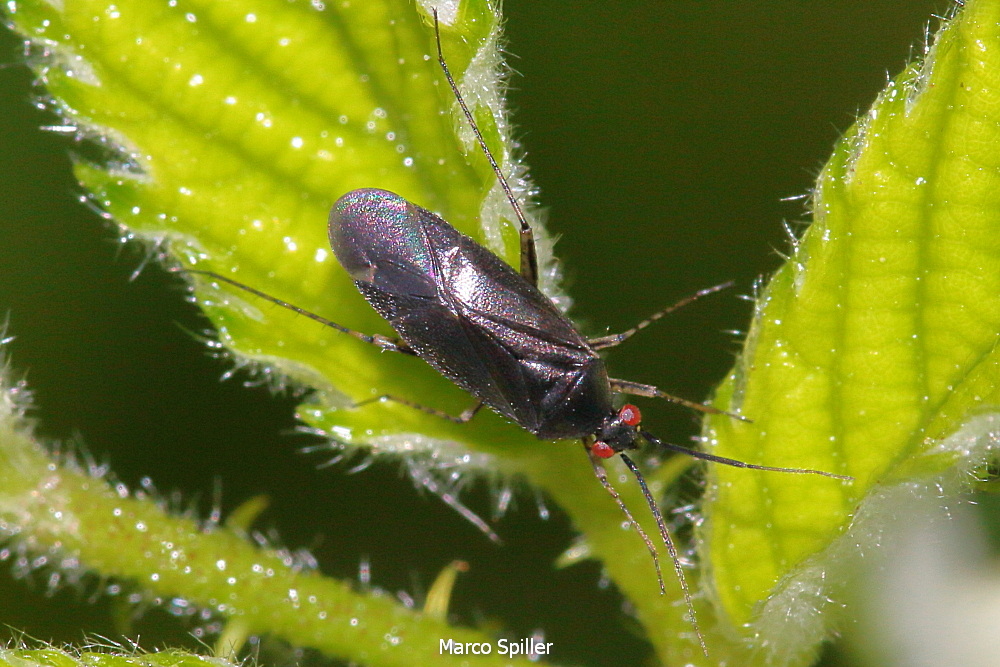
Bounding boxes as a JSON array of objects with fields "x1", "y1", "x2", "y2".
[{"x1": 329, "y1": 189, "x2": 607, "y2": 436}]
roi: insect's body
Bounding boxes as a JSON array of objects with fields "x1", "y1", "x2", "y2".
[{"x1": 331, "y1": 188, "x2": 621, "y2": 442}]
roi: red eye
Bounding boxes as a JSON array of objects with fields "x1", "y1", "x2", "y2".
[
  {"x1": 591, "y1": 441, "x2": 616, "y2": 459},
  {"x1": 620, "y1": 404, "x2": 641, "y2": 426}
]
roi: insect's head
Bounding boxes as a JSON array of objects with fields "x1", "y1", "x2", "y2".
[{"x1": 591, "y1": 404, "x2": 643, "y2": 458}]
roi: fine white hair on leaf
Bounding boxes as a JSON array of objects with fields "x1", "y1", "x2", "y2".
[{"x1": 745, "y1": 411, "x2": 1000, "y2": 666}]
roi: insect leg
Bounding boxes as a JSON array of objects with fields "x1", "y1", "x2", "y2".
[
  {"x1": 609, "y1": 377, "x2": 750, "y2": 422},
  {"x1": 174, "y1": 269, "x2": 416, "y2": 354},
  {"x1": 431, "y1": 10, "x2": 539, "y2": 287},
  {"x1": 588, "y1": 281, "x2": 733, "y2": 350},
  {"x1": 354, "y1": 394, "x2": 484, "y2": 425}
]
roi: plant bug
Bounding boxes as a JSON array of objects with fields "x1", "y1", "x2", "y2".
[{"x1": 179, "y1": 7, "x2": 852, "y2": 656}]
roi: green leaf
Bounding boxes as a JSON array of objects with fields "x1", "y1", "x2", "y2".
[
  {"x1": 703, "y1": 0, "x2": 1000, "y2": 663},
  {"x1": 15, "y1": 0, "x2": 512, "y2": 448}
]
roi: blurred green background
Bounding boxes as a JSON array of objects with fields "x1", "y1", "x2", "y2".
[{"x1": 0, "y1": 1, "x2": 967, "y2": 665}]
